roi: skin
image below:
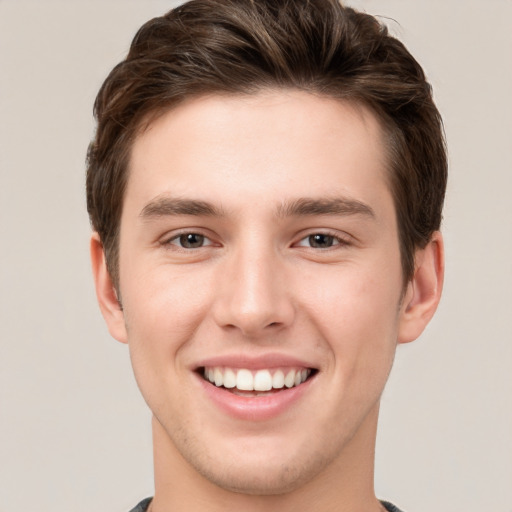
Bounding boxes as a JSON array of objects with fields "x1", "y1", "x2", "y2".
[{"x1": 91, "y1": 91, "x2": 444, "y2": 512}]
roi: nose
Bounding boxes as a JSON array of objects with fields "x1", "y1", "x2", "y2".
[{"x1": 211, "y1": 246, "x2": 295, "y2": 337}]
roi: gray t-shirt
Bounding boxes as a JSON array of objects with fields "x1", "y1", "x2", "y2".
[{"x1": 129, "y1": 497, "x2": 404, "y2": 511}]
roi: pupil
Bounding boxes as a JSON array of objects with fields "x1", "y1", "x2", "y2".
[
  {"x1": 310, "y1": 234, "x2": 333, "y2": 248},
  {"x1": 180, "y1": 233, "x2": 204, "y2": 248}
]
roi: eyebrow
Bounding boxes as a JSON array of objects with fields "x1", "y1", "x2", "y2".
[
  {"x1": 139, "y1": 195, "x2": 375, "y2": 220},
  {"x1": 276, "y1": 197, "x2": 375, "y2": 219},
  {"x1": 140, "y1": 197, "x2": 224, "y2": 219}
]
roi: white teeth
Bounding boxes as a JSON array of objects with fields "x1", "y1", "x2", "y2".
[
  {"x1": 203, "y1": 367, "x2": 312, "y2": 391},
  {"x1": 236, "y1": 369, "x2": 254, "y2": 391},
  {"x1": 214, "y1": 368, "x2": 223, "y2": 387},
  {"x1": 253, "y1": 370, "x2": 272, "y2": 391},
  {"x1": 284, "y1": 370, "x2": 295, "y2": 388},
  {"x1": 223, "y1": 368, "x2": 236, "y2": 388},
  {"x1": 272, "y1": 370, "x2": 285, "y2": 389}
]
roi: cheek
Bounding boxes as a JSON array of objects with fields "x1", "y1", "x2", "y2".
[
  {"x1": 120, "y1": 265, "x2": 214, "y2": 368},
  {"x1": 121, "y1": 270, "x2": 215, "y2": 417},
  {"x1": 301, "y1": 263, "x2": 402, "y2": 372}
]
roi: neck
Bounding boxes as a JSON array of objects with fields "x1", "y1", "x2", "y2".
[{"x1": 150, "y1": 403, "x2": 382, "y2": 512}]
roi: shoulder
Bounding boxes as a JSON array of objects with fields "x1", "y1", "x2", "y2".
[
  {"x1": 129, "y1": 498, "x2": 402, "y2": 512},
  {"x1": 128, "y1": 497, "x2": 152, "y2": 512},
  {"x1": 381, "y1": 501, "x2": 405, "y2": 512}
]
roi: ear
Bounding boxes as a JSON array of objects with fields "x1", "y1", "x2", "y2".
[
  {"x1": 90, "y1": 232, "x2": 128, "y2": 344},
  {"x1": 398, "y1": 231, "x2": 444, "y2": 344}
]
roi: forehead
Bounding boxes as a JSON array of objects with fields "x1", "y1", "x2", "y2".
[{"x1": 125, "y1": 91, "x2": 391, "y2": 217}]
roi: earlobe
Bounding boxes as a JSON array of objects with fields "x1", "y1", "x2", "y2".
[
  {"x1": 90, "y1": 233, "x2": 128, "y2": 344},
  {"x1": 398, "y1": 231, "x2": 444, "y2": 344}
]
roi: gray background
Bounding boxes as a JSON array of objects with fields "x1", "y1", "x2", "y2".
[{"x1": 1, "y1": 1, "x2": 511, "y2": 511}]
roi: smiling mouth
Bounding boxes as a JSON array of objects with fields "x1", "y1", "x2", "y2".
[{"x1": 200, "y1": 366, "x2": 316, "y2": 396}]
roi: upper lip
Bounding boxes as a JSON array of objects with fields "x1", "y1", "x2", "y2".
[{"x1": 192, "y1": 353, "x2": 318, "y2": 371}]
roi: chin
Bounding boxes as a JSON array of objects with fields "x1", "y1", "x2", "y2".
[
  {"x1": 175, "y1": 430, "x2": 343, "y2": 497},
  {"x1": 195, "y1": 456, "x2": 326, "y2": 496}
]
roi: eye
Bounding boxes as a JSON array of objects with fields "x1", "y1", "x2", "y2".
[
  {"x1": 168, "y1": 232, "x2": 212, "y2": 249},
  {"x1": 296, "y1": 233, "x2": 344, "y2": 249}
]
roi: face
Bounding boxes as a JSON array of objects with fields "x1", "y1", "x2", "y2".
[{"x1": 98, "y1": 91, "x2": 426, "y2": 494}]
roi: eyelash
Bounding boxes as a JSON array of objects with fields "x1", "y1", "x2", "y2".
[
  {"x1": 295, "y1": 231, "x2": 351, "y2": 249},
  {"x1": 163, "y1": 231, "x2": 214, "y2": 250},
  {"x1": 161, "y1": 230, "x2": 351, "y2": 251}
]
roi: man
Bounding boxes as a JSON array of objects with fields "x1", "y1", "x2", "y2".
[{"x1": 86, "y1": 1, "x2": 446, "y2": 510}]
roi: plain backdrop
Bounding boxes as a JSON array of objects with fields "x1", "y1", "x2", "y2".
[{"x1": 1, "y1": 1, "x2": 511, "y2": 511}]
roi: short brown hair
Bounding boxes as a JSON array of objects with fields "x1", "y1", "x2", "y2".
[{"x1": 86, "y1": 0, "x2": 447, "y2": 287}]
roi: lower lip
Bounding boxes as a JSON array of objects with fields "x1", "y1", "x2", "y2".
[{"x1": 195, "y1": 373, "x2": 315, "y2": 422}]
